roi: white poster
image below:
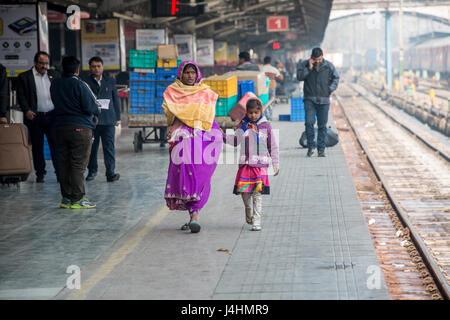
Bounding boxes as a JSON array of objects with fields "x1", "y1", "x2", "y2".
[
  {"x1": 196, "y1": 39, "x2": 214, "y2": 67},
  {"x1": 0, "y1": 4, "x2": 39, "y2": 76},
  {"x1": 174, "y1": 34, "x2": 194, "y2": 61},
  {"x1": 136, "y1": 29, "x2": 165, "y2": 50}
]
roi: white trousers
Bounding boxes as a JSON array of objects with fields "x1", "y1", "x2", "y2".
[{"x1": 241, "y1": 192, "x2": 262, "y2": 227}]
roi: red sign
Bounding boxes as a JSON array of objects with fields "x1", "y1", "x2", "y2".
[{"x1": 267, "y1": 16, "x2": 289, "y2": 32}]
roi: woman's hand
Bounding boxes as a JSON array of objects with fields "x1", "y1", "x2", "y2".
[{"x1": 273, "y1": 167, "x2": 279, "y2": 176}]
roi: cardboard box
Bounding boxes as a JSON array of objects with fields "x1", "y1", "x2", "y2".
[
  {"x1": 224, "y1": 71, "x2": 268, "y2": 96},
  {"x1": 157, "y1": 45, "x2": 178, "y2": 59}
]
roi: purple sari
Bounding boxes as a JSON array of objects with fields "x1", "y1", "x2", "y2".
[{"x1": 164, "y1": 121, "x2": 222, "y2": 216}]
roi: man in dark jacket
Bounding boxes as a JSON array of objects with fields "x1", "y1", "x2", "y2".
[
  {"x1": 82, "y1": 56, "x2": 121, "y2": 182},
  {"x1": 297, "y1": 47, "x2": 339, "y2": 157},
  {"x1": 0, "y1": 64, "x2": 8, "y2": 124},
  {"x1": 17, "y1": 51, "x2": 60, "y2": 182},
  {"x1": 235, "y1": 52, "x2": 260, "y2": 71},
  {"x1": 50, "y1": 56, "x2": 100, "y2": 209}
]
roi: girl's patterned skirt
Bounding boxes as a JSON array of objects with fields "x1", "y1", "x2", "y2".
[{"x1": 233, "y1": 164, "x2": 270, "y2": 195}]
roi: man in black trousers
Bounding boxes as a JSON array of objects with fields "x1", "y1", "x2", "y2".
[
  {"x1": 17, "y1": 51, "x2": 60, "y2": 182},
  {"x1": 0, "y1": 64, "x2": 8, "y2": 124},
  {"x1": 83, "y1": 56, "x2": 121, "y2": 182},
  {"x1": 50, "y1": 56, "x2": 100, "y2": 209}
]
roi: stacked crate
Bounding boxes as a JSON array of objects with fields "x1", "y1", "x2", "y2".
[
  {"x1": 237, "y1": 80, "x2": 255, "y2": 100},
  {"x1": 203, "y1": 75, "x2": 238, "y2": 116},
  {"x1": 257, "y1": 76, "x2": 270, "y2": 105},
  {"x1": 290, "y1": 97, "x2": 305, "y2": 122},
  {"x1": 128, "y1": 49, "x2": 179, "y2": 115}
]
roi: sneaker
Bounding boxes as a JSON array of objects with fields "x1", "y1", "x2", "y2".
[
  {"x1": 251, "y1": 225, "x2": 261, "y2": 231},
  {"x1": 318, "y1": 150, "x2": 326, "y2": 157},
  {"x1": 307, "y1": 149, "x2": 314, "y2": 157},
  {"x1": 71, "y1": 197, "x2": 96, "y2": 209},
  {"x1": 107, "y1": 173, "x2": 120, "y2": 182},
  {"x1": 86, "y1": 172, "x2": 96, "y2": 181},
  {"x1": 60, "y1": 197, "x2": 72, "y2": 209}
]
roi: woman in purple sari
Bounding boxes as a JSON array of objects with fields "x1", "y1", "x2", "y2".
[{"x1": 162, "y1": 61, "x2": 222, "y2": 233}]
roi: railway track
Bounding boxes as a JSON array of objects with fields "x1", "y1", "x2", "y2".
[{"x1": 333, "y1": 82, "x2": 450, "y2": 299}]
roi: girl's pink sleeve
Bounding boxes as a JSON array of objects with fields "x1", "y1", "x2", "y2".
[
  {"x1": 223, "y1": 122, "x2": 244, "y2": 147},
  {"x1": 267, "y1": 124, "x2": 279, "y2": 167}
]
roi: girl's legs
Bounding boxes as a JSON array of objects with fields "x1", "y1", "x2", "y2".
[
  {"x1": 241, "y1": 193, "x2": 253, "y2": 224},
  {"x1": 252, "y1": 192, "x2": 262, "y2": 230}
]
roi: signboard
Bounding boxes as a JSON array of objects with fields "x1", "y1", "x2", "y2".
[
  {"x1": 152, "y1": 0, "x2": 204, "y2": 17},
  {"x1": 0, "y1": 4, "x2": 39, "y2": 77},
  {"x1": 196, "y1": 38, "x2": 214, "y2": 66},
  {"x1": 227, "y1": 44, "x2": 238, "y2": 66},
  {"x1": 214, "y1": 41, "x2": 227, "y2": 66},
  {"x1": 136, "y1": 29, "x2": 165, "y2": 50},
  {"x1": 174, "y1": 34, "x2": 194, "y2": 61},
  {"x1": 267, "y1": 16, "x2": 289, "y2": 32},
  {"x1": 81, "y1": 19, "x2": 120, "y2": 70}
]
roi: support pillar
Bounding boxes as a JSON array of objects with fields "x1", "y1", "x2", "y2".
[{"x1": 385, "y1": 11, "x2": 392, "y2": 89}]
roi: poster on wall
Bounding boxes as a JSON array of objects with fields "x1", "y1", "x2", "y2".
[
  {"x1": 174, "y1": 34, "x2": 194, "y2": 61},
  {"x1": 136, "y1": 29, "x2": 165, "y2": 50},
  {"x1": 214, "y1": 41, "x2": 227, "y2": 66},
  {"x1": 81, "y1": 19, "x2": 120, "y2": 70},
  {"x1": 0, "y1": 4, "x2": 39, "y2": 77},
  {"x1": 227, "y1": 44, "x2": 238, "y2": 66},
  {"x1": 196, "y1": 39, "x2": 214, "y2": 66}
]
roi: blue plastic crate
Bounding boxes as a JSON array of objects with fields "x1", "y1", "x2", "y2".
[
  {"x1": 279, "y1": 114, "x2": 290, "y2": 121},
  {"x1": 129, "y1": 72, "x2": 155, "y2": 81},
  {"x1": 156, "y1": 82, "x2": 172, "y2": 97},
  {"x1": 130, "y1": 88, "x2": 155, "y2": 107},
  {"x1": 154, "y1": 97, "x2": 164, "y2": 114},
  {"x1": 238, "y1": 80, "x2": 255, "y2": 99},
  {"x1": 156, "y1": 67, "x2": 177, "y2": 75}
]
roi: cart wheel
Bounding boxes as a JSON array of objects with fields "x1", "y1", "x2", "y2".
[{"x1": 133, "y1": 131, "x2": 143, "y2": 152}]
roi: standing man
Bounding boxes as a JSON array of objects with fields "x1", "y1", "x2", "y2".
[
  {"x1": 82, "y1": 56, "x2": 121, "y2": 182},
  {"x1": 261, "y1": 56, "x2": 284, "y2": 120},
  {"x1": 297, "y1": 48, "x2": 339, "y2": 157},
  {"x1": 0, "y1": 64, "x2": 8, "y2": 124},
  {"x1": 17, "y1": 51, "x2": 60, "y2": 182},
  {"x1": 236, "y1": 52, "x2": 260, "y2": 71},
  {"x1": 50, "y1": 56, "x2": 100, "y2": 209}
]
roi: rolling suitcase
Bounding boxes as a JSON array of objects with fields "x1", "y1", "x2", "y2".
[{"x1": 0, "y1": 123, "x2": 32, "y2": 184}]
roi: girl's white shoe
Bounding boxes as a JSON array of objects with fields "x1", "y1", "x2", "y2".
[{"x1": 251, "y1": 225, "x2": 261, "y2": 231}]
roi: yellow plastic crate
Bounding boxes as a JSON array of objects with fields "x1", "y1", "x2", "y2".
[
  {"x1": 203, "y1": 75, "x2": 237, "y2": 98},
  {"x1": 157, "y1": 59, "x2": 177, "y2": 68}
]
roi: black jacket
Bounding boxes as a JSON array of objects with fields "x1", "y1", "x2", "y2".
[
  {"x1": 50, "y1": 73, "x2": 100, "y2": 130},
  {"x1": 297, "y1": 59, "x2": 339, "y2": 104},
  {"x1": 0, "y1": 64, "x2": 7, "y2": 118},
  {"x1": 81, "y1": 74, "x2": 121, "y2": 126},
  {"x1": 17, "y1": 68, "x2": 60, "y2": 116}
]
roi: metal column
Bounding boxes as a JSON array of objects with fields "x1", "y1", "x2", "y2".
[{"x1": 385, "y1": 11, "x2": 392, "y2": 89}]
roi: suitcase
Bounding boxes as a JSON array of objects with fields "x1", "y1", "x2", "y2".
[{"x1": 0, "y1": 123, "x2": 32, "y2": 184}]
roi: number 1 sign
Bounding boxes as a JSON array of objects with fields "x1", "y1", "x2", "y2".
[{"x1": 267, "y1": 16, "x2": 289, "y2": 32}]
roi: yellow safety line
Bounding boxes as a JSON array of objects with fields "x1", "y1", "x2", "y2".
[{"x1": 67, "y1": 206, "x2": 170, "y2": 300}]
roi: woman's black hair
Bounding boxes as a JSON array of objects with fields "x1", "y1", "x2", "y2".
[
  {"x1": 183, "y1": 63, "x2": 197, "y2": 74},
  {"x1": 246, "y1": 98, "x2": 262, "y2": 110}
]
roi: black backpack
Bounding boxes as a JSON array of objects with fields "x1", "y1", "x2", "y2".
[{"x1": 299, "y1": 127, "x2": 339, "y2": 148}]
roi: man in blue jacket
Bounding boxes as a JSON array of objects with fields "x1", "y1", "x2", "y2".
[
  {"x1": 50, "y1": 56, "x2": 100, "y2": 209},
  {"x1": 83, "y1": 56, "x2": 121, "y2": 182},
  {"x1": 297, "y1": 48, "x2": 339, "y2": 157}
]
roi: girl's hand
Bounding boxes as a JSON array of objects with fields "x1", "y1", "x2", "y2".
[{"x1": 273, "y1": 167, "x2": 279, "y2": 176}]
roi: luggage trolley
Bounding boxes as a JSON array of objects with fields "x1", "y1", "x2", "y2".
[{"x1": 128, "y1": 70, "x2": 176, "y2": 152}]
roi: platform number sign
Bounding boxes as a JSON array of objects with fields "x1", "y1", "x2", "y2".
[
  {"x1": 152, "y1": 0, "x2": 204, "y2": 17},
  {"x1": 267, "y1": 16, "x2": 289, "y2": 32}
]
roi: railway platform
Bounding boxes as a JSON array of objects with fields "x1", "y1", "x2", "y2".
[{"x1": 0, "y1": 103, "x2": 389, "y2": 300}]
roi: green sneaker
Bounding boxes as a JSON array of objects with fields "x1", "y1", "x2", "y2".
[
  {"x1": 60, "y1": 197, "x2": 72, "y2": 209},
  {"x1": 71, "y1": 197, "x2": 96, "y2": 209}
]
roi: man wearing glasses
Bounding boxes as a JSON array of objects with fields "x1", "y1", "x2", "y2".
[{"x1": 17, "y1": 51, "x2": 60, "y2": 183}]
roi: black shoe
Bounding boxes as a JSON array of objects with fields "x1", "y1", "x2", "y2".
[
  {"x1": 86, "y1": 172, "x2": 96, "y2": 181},
  {"x1": 307, "y1": 149, "x2": 314, "y2": 157},
  {"x1": 318, "y1": 150, "x2": 326, "y2": 157},
  {"x1": 36, "y1": 175, "x2": 44, "y2": 183},
  {"x1": 107, "y1": 173, "x2": 120, "y2": 182}
]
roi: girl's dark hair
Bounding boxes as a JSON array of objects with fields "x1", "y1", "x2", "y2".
[{"x1": 246, "y1": 98, "x2": 262, "y2": 110}]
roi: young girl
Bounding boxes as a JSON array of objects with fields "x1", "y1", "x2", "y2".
[{"x1": 222, "y1": 98, "x2": 279, "y2": 231}]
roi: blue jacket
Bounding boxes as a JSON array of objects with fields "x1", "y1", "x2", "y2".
[
  {"x1": 50, "y1": 73, "x2": 100, "y2": 130},
  {"x1": 81, "y1": 74, "x2": 121, "y2": 126},
  {"x1": 297, "y1": 59, "x2": 340, "y2": 104}
]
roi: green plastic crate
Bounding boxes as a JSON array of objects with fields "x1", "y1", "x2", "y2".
[
  {"x1": 129, "y1": 50, "x2": 157, "y2": 68},
  {"x1": 258, "y1": 93, "x2": 269, "y2": 106},
  {"x1": 216, "y1": 95, "x2": 238, "y2": 116},
  {"x1": 177, "y1": 59, "x2": 182, "y2": 67}
]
